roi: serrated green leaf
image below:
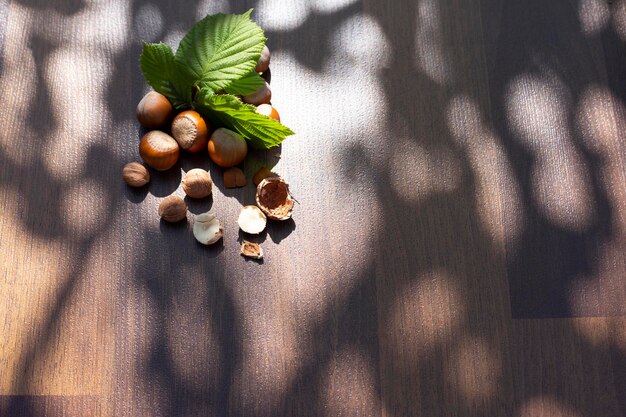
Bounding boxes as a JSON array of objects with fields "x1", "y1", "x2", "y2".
[
  {"x1": 175, "y1": 9, "x2": 266, "y2": 93},
  {"x1": 195, "y1": 90, "x2": 294, "y2": 149},
  {"x1": 140, "y1": 42, "x2": 193, "y2": 108},
  {"x1": 223, "y1": 71, "x2": 265, "y2": 96}
]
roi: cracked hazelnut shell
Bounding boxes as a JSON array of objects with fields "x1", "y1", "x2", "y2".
[
  {"x1": 256, "y1": 177, "x2": 294, "y2": 220},
  {"x1": 193, "y1": 212, "x2": 223, "y2": 245},
  {"x1": 238, "y1": 205, "x2": 267, "y2": 234}
]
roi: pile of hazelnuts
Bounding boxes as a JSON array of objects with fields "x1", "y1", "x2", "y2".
[{"x1": 122, "y1": 45, "x2": 294, "y2": 259}]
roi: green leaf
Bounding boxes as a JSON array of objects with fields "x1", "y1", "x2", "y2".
[
  {"x1": 223, "y1": 71, "x2": 265, "y2": 96},
  {"x1": 140, "y1": 42, "x2": 193, "y2": 108},
  {"x1": 196, "y1": 90, "x2": 294, "y2": 149},
  {"x1": 175, "y1": 9, "x2": 266, "y2": 93}
]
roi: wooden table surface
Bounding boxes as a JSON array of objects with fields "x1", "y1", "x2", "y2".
[{"x1": 1, "y1": 0, "x2": 625, "y2": 416}]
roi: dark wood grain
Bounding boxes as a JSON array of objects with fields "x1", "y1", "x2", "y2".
[
  {"x1": 0, "y1": 396, "x2": 99, "y2": 417},
  {"x1": 486, "y1": 0, "x2": 626, "y2": 319},
  {"x1": 0, "y1": 0, "x2": 624, "y2": 416}
]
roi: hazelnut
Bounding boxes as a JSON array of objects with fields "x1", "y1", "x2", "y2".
[
  {"x1": 122, "y1": 162, "x2": 150, "y2": 187},
  {"x1": 139, "y1": 130, "x2": 180, "y2": 171},
  {"x1": 241, "y1": 241, "x2": 263, "y2": 259},
  {"x1": 224, "y1": 167, "x2": 246, "y2": 188},
  {"x1": 171, "y1": 110, "x2": 209, "y2": 153},
  {"x1": 208, "y1": 128, "x2": 248, "y2": 168},
  {"x1": 182, "y1": 168, "x2": 212, "y2": 199},
  {"x1": 260, "y1": 68, "x2": 271, "y2": 83},
  {"x1": 193, "y1": 212, "x2": 223, "y2": 245},
  {"x1": 253, "y1": 166, "x2": 276, "y2": 186},
  {"x1": 158, "y1": 195, "x2": 187, "y2": 222},
  {"x1": 256, "y1": 104, "x2": 280, "y2": 122},
  {"x1": 255, "y1": 45, "x2": 271, "y2": 73},
  {"x1": 136, "y1": 91, "x2": 173, "y2": 129},
  {"x1": 242, "y1": 81, "x2": 271, "y2": 106},
  {"x1": 238, "y1": 205, "x2": 267, "y2": 234},
  {"x1": 256, "y1": 177, "x2": 294, "y2": 220}
]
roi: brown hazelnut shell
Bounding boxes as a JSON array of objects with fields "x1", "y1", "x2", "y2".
[
  {"x1": 182, "y1": 168, "x2": 212, "y2": 199},
  {"x1": 208, "y1": 128, "x2": 248, "y2": 168},
  {"x1": 139, "y1": 130, "x2": 180, "y2": 171},
  {"x1": 136, "y1": 92, "x2": 173, "y2": 129},
  {"x1": 242, "y1": 82, "x2": 271, "y2": 106},
  {"x1": 158, "y1": 195, "x2": 187, "y2": 222},
  {"x1": 255, "y1": 45, "x2": 271, "y2": 73},
  {"x1": 171, "y1": 110, "x2": 209, "y2": 153},
  {"x1": 123, "y1": 162, "x2": 150, "y2": 187}
]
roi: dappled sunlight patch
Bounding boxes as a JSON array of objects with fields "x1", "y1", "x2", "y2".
[
  {"x1": 0, "y1": 235, "x2": 63, "y2": 393},
  {"x1": 506, "y1": 74, "x2": 569, "y2": 150},
  {"x1": 272, "y1": 53, "x2": 384, "y2": 151},
  {"x1": 256, "y1": 0, "x2": 308, "y2": 31},
  {"x1": 414, "y1": 0, "x2": 452, "y2": 85},
  {"x1": 60, "y1": 178, "x2": 110, "y2": 239},
  {"x1": 195, "y1": 0, "x2": 230, "y2": 20},
  {"x1": 530, "y1": 156, "x2": 596, "y2": 231},
  {"x1": 389, "y1": 139, "x2": 461, "y2": 203},
  {"x1": 446, "y1": 336, "x2": 501, "y2": 402},
  {"x1": 0, "y1": 244, "x2": 110, "y2": 395},
  {"x1": 517, "y1": 396, "x2": 582, "y2": 417},
  {"x1": 576, "y1": 86, "x2": 621, "y2": 154},
  {"x1": 309, "y1": 0, "x2": 359, "y2": 13},
  {"x1": 161, "y1": 29, "x2": 187, "y2": 51},
  {"x1": 384, "y1": 270, "x2": 466, "y2": 356},
  {"x1": 44, "y1": 50, "x2": 111, "y2": 180},
  {"x1": 322, "y1": 349, "x2": 380, "y2": 416},
  {"x1": 578, "y1": 0, "x2": 610, "y2": 34},
  {"x1": 447, "y1": 95, "x2": 523, "y2": 247},
  {"x1": 612, "y1": 1, "x2": 626, "y2": 41},
  {"x1": 331, "y1": 14, "x2": 391, "y2": 69},
  {"x1": 573, "y1": 317, "x2": 610, "y2": 348},
  {"x1": 0, "y1": 5, "x2": 38, "y2": 164},
  {"x1": 506, "y1": 74, "x2": 596, "y2": 231},
  {"x1": 273, "y1": 16, "x2": 389, "y2": 152}
]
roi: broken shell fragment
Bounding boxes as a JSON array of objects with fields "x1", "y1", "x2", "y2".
[
  {"x1": 241, "y1": 241, "x2": 263, "y2": 259},
  {"x1": 238, "y1": 205, "x2": 267, "y2": 234},
  {"x1": 224, "y1": 167, "x2": 247, "y2": 188},
  {"x1": 256, "y1": 177, "x2": 294, "y2": 221},
  {"x1": 193, "y1": 212, "x2": 223, "y2": 245}
]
